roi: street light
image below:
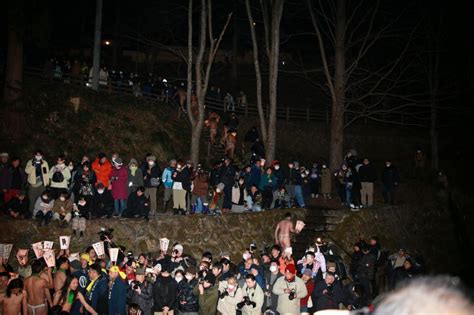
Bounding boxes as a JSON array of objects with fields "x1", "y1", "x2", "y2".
[{"x1": 105, "y1": 40, "x2": 111, "y2": 46}]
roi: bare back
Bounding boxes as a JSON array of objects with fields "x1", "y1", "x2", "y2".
[
  {"x1": 24, "y1": 276, "x2": 48, "y2": 315},
  {"x1": 0, "y1": 292, "x2": 24, "y2": 315},
  {"x1": 275, "y1": 219, "x2": 294, "y2": 249}
]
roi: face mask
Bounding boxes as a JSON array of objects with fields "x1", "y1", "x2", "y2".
[
  {"x1": 148, "y1": 161, "x2": 155, "y2": 166},
  {"x1": 228, "y1": 284, "x2": 235, "y2": 290},
  {"x1": 243, "y1": 253, "x2": 251, "y2": 261},
  {"x1": 35, "y1": 156, "x2": 42, "y2": 161},
  {"x1": 59, "y1": 197, "x2": 66, "y2": 201},
  {"x1": 97, "y1": 189, "x2": 104, "y2": 194},
  {"x1": 175, "y1": 276, "x2": 183, "y2": 283},
  {"x1": 78, "y1": 200, "x2": 86, "y2": 206},
  {"x1": 269, "y1": 265, "x2": 278, "y2": 273},
  {"x1": 42, "y1": 195, "x2": 48, "y2": 200},
  {"x1": 68, "y1": 165, "x2": 74, "y2": 171},
  {"x1": 239, "y1": 180, "x2": 244, "y2": 185},
  {"x1": 274, "y1": 165, "x2": 280, "y2": 170},
  {"x1": 185, "y1": 274, "x2": 193, "y2": 281}
]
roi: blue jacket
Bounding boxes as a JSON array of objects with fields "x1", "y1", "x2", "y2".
[
  {"x1": 162, "y1": 167, "x2": 174, "y2": 188},
  {"x1": 86, "y1": 276, "x2": 108, "y2": 314},
  {"x1": 239, "y1": 264, "x2": 266, "y2": 290},
  {"x1": 248, "y1": 166, "x2": 262, "y2": 188},
  {"x1": 109, "y1": 277, "x2": 128, "y2": 315}
]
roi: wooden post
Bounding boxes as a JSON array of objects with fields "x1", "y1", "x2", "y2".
[
  {"x1": 306, "y1": 107, "x2": 310, "y2": 122},
  {"x1": 286, "y1": 106, "x2": 289, "y2": 121}
]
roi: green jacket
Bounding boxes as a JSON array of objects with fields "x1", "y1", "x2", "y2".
[{"x1": 194, "y1": 284, "x2": 219, "y2": 315}]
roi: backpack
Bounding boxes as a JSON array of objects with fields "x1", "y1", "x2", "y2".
[{"x1": 52, "y1": 169, "x2": 64, "y2": 183}]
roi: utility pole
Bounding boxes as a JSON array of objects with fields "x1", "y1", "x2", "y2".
[{"x1": 92, "y1": 0, "x2": 103, "y2": 91}]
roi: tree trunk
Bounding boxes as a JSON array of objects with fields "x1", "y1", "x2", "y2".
[
  {"x1": 3, "y1": 1, "x2": 24, "y2": 104},
  {"x1": 329, "y1": 0, "x2": 346, "y2": 170},
  {"x1": 91, "y1": 0, "x2": 103, "y2": 91},
  {"x1": 245, "y1": 0, "x2": 267, "y2": 142},
  {"x1": 265, "y1": 0, "x2": 284, "y2": 165}
]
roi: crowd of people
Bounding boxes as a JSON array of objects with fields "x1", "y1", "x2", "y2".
[
  {"x1": 41, "y1": 58, "x2": 248, "y2": 115},
  {"x1": 0, "y1": 214, "x2": 433, "y2": 315}
]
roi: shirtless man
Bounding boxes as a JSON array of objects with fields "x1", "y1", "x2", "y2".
[
  {"x1": 174, "y1": 88, "x2": 187, "y2": 118},
  {"x1": 53, "y1": 257, "x2": 69, "y2": 302},
  {"x1": 206, "y1": 111, "x2": 220, "y2": 145},
  {"x1": 24, "y1": 260, "x2": 53, "y2": 315},
  {"x1": 0, "y1": 279, "x2": 27, "y2": 315},
  {"x1": 274, "y1": 212, "x2": 300, "y2": 250},
  {"x1": 225, "y1": 131, "x2": 237, "y2": 159}
]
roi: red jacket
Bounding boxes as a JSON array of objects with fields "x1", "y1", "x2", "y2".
[{"x1": 301, "y1": 279, "x2": 315, "y2": 306}]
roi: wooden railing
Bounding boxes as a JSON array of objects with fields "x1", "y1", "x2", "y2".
[{"x1": 24, "y1": 66, "x2": 427, "y2": 127}]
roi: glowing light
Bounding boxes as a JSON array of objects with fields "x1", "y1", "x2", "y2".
[{"x1": 105, "y1": 41, "x2": 111, "y2": 46}]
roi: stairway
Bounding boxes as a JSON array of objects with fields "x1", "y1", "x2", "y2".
[{"x1": 292, "y1": 205, "x2": 349, "y2": 259}]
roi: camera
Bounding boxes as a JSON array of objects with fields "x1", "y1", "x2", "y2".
[
  {"x1": 98, "y1": 227, "x2": 114, "y2": 241},
  {"x1": 237, "y1": 296, "x2": 256, "y2": 309},
  {"x1": 132, "y1": 281, "x2": 140, "y2": 290},
  {"x1": 288, "y1": 289, "x2": 296, "y2": 300},
  {"x1": 249, "y1": 242, "x2": 257, "y2": 253},
  {"x1": 219, "y1": 290, "x2": 229, "y2": 299}
]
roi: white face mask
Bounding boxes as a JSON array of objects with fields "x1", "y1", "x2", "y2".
[
  {"x1": 243, "y1": 253, "x2": 251, "y2": 261},
  {"x1": 185, "y1": 274, "x2": 193, "y2": 281},
  {"x1": 78, "y1": 200, "x2": 86, "y2": 206},
  {"x1": 269, "y1": 265, "x2": 278, "y2": 273},
  {"x1": 239, "y1": 180, "x2": 244, "y2": 185},
  {"x1": 59, "y1": 197, "x2": 66, "y2": 201},
  {"x1": 274, "y1": 165, "x2": 280, "y2": 170},
  {"x1": 35, "y1": 156, "x2": 42, "y2": 161},
  {"x1": 148, "y1": 161, "x2": 155, "y2": 166},
  {"x1": 68, "y1": 165, "x2": 74, "y2": 171},
  {"x1": 42, "y1": 195, "x2": 48, "y2": 200},
  {"x1": 227, "y1": 284, "x2": 235, "y2": 290},
  {"x1": 97, "y1": 189, "x2": 104, "y2": 194},
  {"x1": 175, "y1": 276, "x2": 183, "y2": 283}
]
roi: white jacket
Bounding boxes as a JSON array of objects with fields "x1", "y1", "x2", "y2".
[{"x1": 272, "y1": 276, "x2": 307, "y2": 315}]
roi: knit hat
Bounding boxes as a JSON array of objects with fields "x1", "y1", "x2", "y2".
[
  {"x1": 147, "y1": 155, "x2": 156, "y2": 162},
  {"x1": 129, "y1": 158, "x2": 138, "y2": 166},
  {"x1": 0, "y1": 152, "x2": 8, "y2": 158},
  {"x1": 303, "y1": 269, "x2": 313, "y2": 277},
  {"x1": 285, "y1": 264, "x2": 296, "y2": 275}
]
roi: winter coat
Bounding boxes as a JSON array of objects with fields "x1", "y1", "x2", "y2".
[
  {"x1": 241, "y1": 284, "x2": 264, "y2": 315},
  {"x1": 86, "y1": 275, "x2": 108, "y2": 315},
  {"x1": 301, "y1": 279, "x2": 315, "y2": 307},
  {"x1": 108, "y1": 277, "x2": 128, "y2": 315},
  {"x1": 111, "y1": 167, "x2": 128, "y2": 200},
  {"x1": 284, "y1": 168, "x2": 298, "y2": 185},
  {"x1": 162, "y1": 167, "x2": 174, "y2": 188},
  {"x1": 320, "y1": 168, "x2": 332, "y2": 194},
  {"x1": 273, "y1": 168, "x2": 285, "y2": 189},
  {"x1": 312, "y1": 281, "x2": 344, "y2": 311},
  {"x1": 193, "y1": 173, "x2": 209, "y2": 196},
  {"x1": 272, "y1": 276, "x2": 308, "y2": 315},
  {"x1": 177, "y1": 279, "x2": 199, "y2": 313},
  {"x1": 127, "y1": 280, "x2": 154, "y2": 315},
  {"x1": 143, "y1": 164, "x2": 161, "y2": 188},
  {"x1": 92, "y1": 190, "x2": 114, "y2": 213},
  {"x1": 1, "y1": 165, "x2": 27, "y2": 190},
  {"x1": 152, "y1": 275, "x2": 178, "y2": 312},
  {"x1": 217, "y1": 286, "x2": 243, "y2": 315},
  {"x1": 358, "y1": 164, "x2": 377, "y2": 183},
  {"x1": 52, "y1": 198, "x2": 74, "y2": 215},
  {"x1": 92, "y1": 158, "x2": 113, "y2": 187},
  {"x1": 194, "y1": 284, "x2": 219, "y2": 315},
  {"x1": 382, "y1": 165, "x2": 400, "y2": 188},
  {"x1": 259, "y1": 173, "x2": 276, "y2": 191},
  {"x1": 34, "y1": 196, "x2": 54, "y2": 216},
  {"x1": 238, "y1": 265, "x2": 265, "y2": 290},
  {"x1": 25, "y1": 159, "x2": 50, "y2": 187},
  {"x1": 219, "y1": 164, "x2": 236, "y2": 187},
  {"x1": 0, "y1": 163, "x2": 10, "y2": 190},
  {"x1": 357, "y1": 253, "x2": 376, "y2": 279},
  {"x1": 263, "y1": 271, "x2": 283, "y2": 312},
  {"x1": 49, "y1": 164, "x2": 71, "y2": 189},
  {"x1": 127, "y1": 167, "x2": 144, "y2": 195},
  {"x1": 6, "y1": 197, "x2": 30, "y2": 217},
  {"x1": 248, "y1": 166, "x2": 262, "y2": 188}
]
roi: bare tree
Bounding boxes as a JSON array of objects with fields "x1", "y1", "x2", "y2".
[
  {"x1": 307, "y1": 0, "x2": 419, "y2": 169},
  {"x1": 245, "y1": 0, "x2": 284, "y2": 164},
  {"x1": 187, "y1": 0, "x2": 232, "y2": 164}
]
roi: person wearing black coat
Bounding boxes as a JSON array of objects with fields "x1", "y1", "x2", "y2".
[
  {"x1": 5, "y1": 191, "x2": 30, "y2": 218},
  {"x1": 177, "y1": 271, "x2": 199, "y2": 313},
  {"x1": 311, "y1": 273, "x2": 344, "y2": 312},
  {"x1": 125, "y1": 186, "x2": 150, "y2": 220},
  {"x1": 91, "y1": 184, "x2": 114, "y2": 218},
  {"x1": 356, "y1": 247, "x2": 376, "y2": 305},
  {"x1": 141, "y1": 155, "x2": 161, "y2": 216},
  {"x1": 127, "y1": 268, "x2": 154, "y2": 315},
  {"x1": 219, "y1": 158, "x2": 236, "y2": 211},
  {"x1": 390, "y1": 259, "x2": 418, "y2": 289},
  {"x1": 152, "y1": 263, "x2": 178, "y2": 314},
  {"x1": 382, "y1": 160, "x2": 399, "y2": 205}
]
